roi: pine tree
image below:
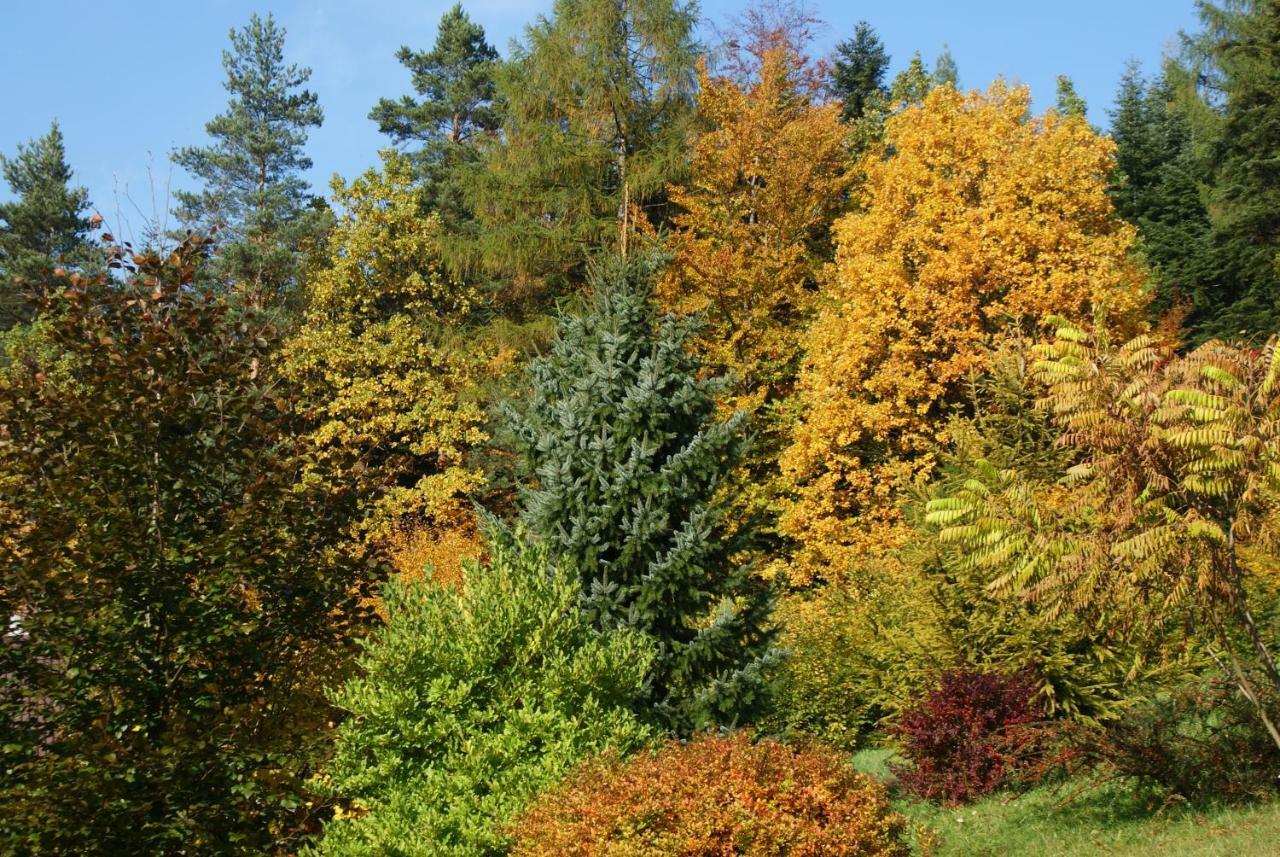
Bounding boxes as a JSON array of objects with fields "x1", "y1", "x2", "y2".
[
  {"x1": 369, "y1": 3, "x2": 499, "y2": 226},
  {"x1": 1055, "y1": 75, "x2": 1088, "y2": 118},
  {"x1": 0, "y1": 121, "x2": 92, "y2": 329},
  {"x1": 456, "y1": 0, "x2": 699, "y2": 288},
  {"x1": 173, "y1": 13, "x2": 325, "y2": 306},
  {"x1": 830, "y1": 21, "x2": 890, "y2": 123},
  {"x1": 506, "y1": 254, "x2": 777, "y2": 732}
]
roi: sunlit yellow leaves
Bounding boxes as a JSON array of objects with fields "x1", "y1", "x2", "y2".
[
  {"x1": 780, "y1": 82, "x2": 1148, "y2": 585},
  {"x1": 281, "y1": 152, "x2": 488, "y2": 552}
]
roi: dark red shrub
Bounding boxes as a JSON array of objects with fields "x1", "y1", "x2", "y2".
[{"x1": 890, "y1": 668, "x2": 1045, "y2": 805}]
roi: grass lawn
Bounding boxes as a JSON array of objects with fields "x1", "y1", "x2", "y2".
[{"x1": 851, "y1": 749, "x2": 1280, "y2": 856}]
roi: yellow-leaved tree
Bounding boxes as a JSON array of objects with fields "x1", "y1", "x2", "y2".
[
  {"x1": 780, "y1": 82, "x2": 1148, "y2": 585},
  {"x1": 659, "y1": 46, "x2": 849, "y2": 410},
  {"x1": 282, "y1": 153, "x2": 487, "y2": 575}
]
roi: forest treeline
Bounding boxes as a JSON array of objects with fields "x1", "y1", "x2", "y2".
[{"x1": 2, "y1": 0, "x2": 1280, "y2": 854}]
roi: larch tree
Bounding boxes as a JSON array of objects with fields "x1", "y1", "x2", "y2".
[
  {"x1": 173, "y1": 13, "x2": 325, "y2": 307},
  {"x1": 369, "y1": 3, "x2": 500, "y2": 227},
  {"x1": 0, "y1": 121, "x2": 93, "y2": 329},
  {"x1": 507, "y1": 254, "x2": 778, "y2": 732},
  {"x1": 779, "y1": 82, "x2": 1149, "y2": 585},
  {"x1": 456, "y1": 0, "x2": 699, "y2": 289}
]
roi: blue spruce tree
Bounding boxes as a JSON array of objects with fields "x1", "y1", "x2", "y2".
[{"x1": 506, "y1": 254, "x2": 778, "y2": 733}]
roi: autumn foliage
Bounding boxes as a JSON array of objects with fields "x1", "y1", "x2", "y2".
[
  {"x1": 890, "y1": 669, "x2": 1046, "y2": 805},
  {"x1": 659, "y1": 47, "x2": 849, "y2": 408},
  {"x1": 509, "y1": 732, "x2": 909, "y2": 856},
  {"x1": 781, "y1": 82, "x2": 1148, "y2": 584}
]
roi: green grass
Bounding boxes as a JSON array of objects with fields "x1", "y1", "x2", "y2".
[{"x1": 851, "y1": 749, "x2": 1280, "y2": 857}]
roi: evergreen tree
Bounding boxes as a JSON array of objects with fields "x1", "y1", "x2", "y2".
[
  {"x1": 369, "y1": 3, "x2": 499, "y2": 226},
  {"x1": 173, "y1": 13, "x2": 325, "y2": 307},
  {"x1": 1195, "y1": 0, "x2": 1280, "y2": 337},
  {"x1": 1055, "y1": 75, "x2": 1088, "y2": 117},
  {"x1": 0, "y1": 121, "x2": 92, "y2": 329},
  {"x1": 933, "y1": 44, "x2": 959, "y2": 87},
  {"x1": 1109, "y1": 61, "x2": 1216, "y2": 320},
  {"x1": 506, "y1": 254, "x2": 777, "y2": 732},
  {"x1": 830, "y1": 21, "x2": 890, "y2": 123},
  {"x1": 456, "y1": 0, "x2": 699, "y2": 288},
  {"x1": 890, "y1": 52, "x2": 934, "y2": 106}
]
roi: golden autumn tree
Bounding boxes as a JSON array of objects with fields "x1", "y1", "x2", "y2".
[
  {"x1": 281, "y1": 152, "x2": 487, "y2": 573},
  {"x1": 659, "y1": 46, "x2": 849, "y2": 410},
  {"x1": 780, "y1": 82, "x2": 1148, "y2": 585}
]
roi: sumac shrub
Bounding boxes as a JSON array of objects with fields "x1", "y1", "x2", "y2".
[
  {"x1": 509, "y1": 731, "x2": 909, "y2": 856},
  {"x1": 1069, "y1": 679, "x2": 1280, "y2": 802},
  {"x1": 890, "y1": 668, "x2": 1045, "y2": 805}
]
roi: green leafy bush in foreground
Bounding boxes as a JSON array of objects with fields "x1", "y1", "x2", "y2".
[{"x1": 309, "y1": 524, "x2": 654, "y2": 856}]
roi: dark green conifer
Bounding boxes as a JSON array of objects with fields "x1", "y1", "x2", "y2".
[
  {"x1": 506, "y1": 254, "x2": 777, "y2": 732},
  {"x1": 369, "y1": 3, "x2": 499, "y2": 226},
  {"x1": 830, "y1": 21, "x2": 890, "y2": 123},
  {"x1": 0, "y1": 121, "x2": 92, "y2": 328},
  {"x1": 173, "y1": 13, "x2": 325, "y2": 306}
]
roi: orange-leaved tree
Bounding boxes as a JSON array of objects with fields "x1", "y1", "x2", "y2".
[
  {"x1": 780, "y1": 81, "x2": 1148, "y2": 585},
  {"x1": 658, "y1": 46, "x2": 849, "y2": 411}
]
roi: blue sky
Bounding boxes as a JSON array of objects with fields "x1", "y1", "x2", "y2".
[{"x1": 1, "y1": 0, "x2": 1199, "y2": 232}]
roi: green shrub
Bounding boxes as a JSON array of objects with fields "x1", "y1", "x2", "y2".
[{"x1": 309, "y1": 524, "x2": 654, "y2": 856}]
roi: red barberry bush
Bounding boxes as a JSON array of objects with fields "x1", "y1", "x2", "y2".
[
  {"x1": 509, "y1": 732, "x2": 909, "y2": 856},
  {"x1": 890, "y1": 668, "x2": 1045, "y2": 805}
]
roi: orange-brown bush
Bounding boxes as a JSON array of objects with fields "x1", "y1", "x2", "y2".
[{"x1": 509, "y1": 732, "x2": 909, "y2": 856}]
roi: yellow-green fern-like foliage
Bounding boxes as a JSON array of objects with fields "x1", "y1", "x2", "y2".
[
  {"x1": 282, "y1": 153, "x2": 490, "y2": 553},
  {"x1": 929, "y1": 318, "x2": 1280, "y2": 747},
  {"x1": 771, "y1": 353, "x2": 1165, "y2": 748}
]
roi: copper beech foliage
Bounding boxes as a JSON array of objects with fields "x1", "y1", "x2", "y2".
[
  {"x1": 509, "y1": 732, "x2": 909, "y2": 856},
  {"x1": 780, "y1": 82, "x2": 1148, "y2": 585}
]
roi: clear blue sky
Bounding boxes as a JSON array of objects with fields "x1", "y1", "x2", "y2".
[{"x1": 1, "y1": 0, "x2": 1200, "y2": 233}]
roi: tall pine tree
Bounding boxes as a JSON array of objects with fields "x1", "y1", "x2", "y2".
[
  {"x1": 0, "y1": 121, "x2": 92, "y2": 329},
  {"x1": 506, "y1": 254, "x2": 777, "y2": 732},
  {"x1": 173, "y1": 13, "x2": 325, "y2": 307},
  {"x1": 369, "y1": 3, "x2": 500, "y2": 226},
  {"x1": 456, "y1": 0, "x2": 699, "y2": 289}
]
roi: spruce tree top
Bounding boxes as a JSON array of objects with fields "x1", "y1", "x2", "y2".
[
  {"x1": 831, "y1": 21, "x2": 890, "y2": 123},
  {"x1": 506, "y1": 253, "x2": 777, "y2": 732}
]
